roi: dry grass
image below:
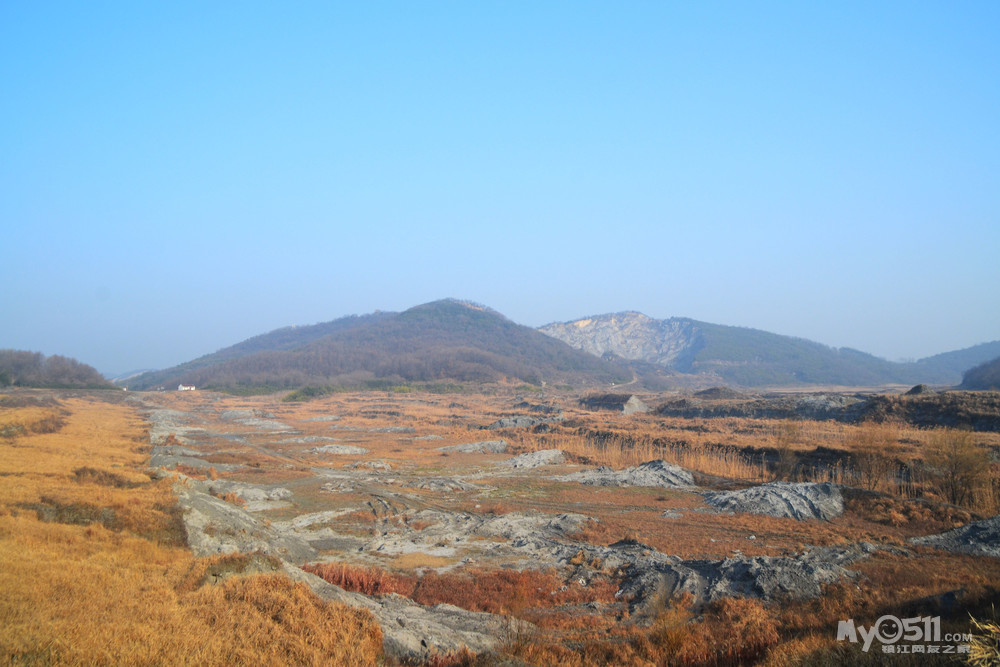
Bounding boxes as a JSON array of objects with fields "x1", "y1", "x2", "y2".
[
  {"x1": 93, "y1": 388, "x2": 1000, "y2": 664},
  {"x1": 968, "y1": 608, "x2": 1000, "y2": 667},
  {"x1": 304, "y1": 560, "x2": 621, "y2": 621},
  {"x1": 0, "y1": 394, "x2": 383, "y2": 665},
  {"x1": 302, "y1": 561, "x2": 403, "y2": 596}
]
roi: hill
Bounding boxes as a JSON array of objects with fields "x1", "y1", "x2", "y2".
[
  {"x1": 0, "y1": 350, "x2": 112, "y2": 389},
  {"x1": 129, "y1": 300, "x2": 633, "y2": 391},
  {"x1": 960, "y1": 356, "x2": 1000, "y2": 391},
  {"x1": 918, "y1": 342, "x2": 1000, "y2": 384},
  {"x1": 540, "y1": 312, "x2": 999, "y2": 388}
]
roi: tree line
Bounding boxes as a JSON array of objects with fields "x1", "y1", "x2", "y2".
[{"x1": 0, "y1": 350, "x2": 110, "y2": 388}]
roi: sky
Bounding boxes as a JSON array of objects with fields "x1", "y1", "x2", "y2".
[{"x1": 2, "y1": 2, "x2": 998, "y2": 375}]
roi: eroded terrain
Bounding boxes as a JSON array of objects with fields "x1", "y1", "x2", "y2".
[{"x1": 128, "y1": 388, "x2": 1000, "y2": 663}]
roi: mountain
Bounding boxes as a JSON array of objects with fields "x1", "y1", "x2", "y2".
[
  {"x1": 912, "y1": 342, "x2": 1000, "y2": 383},
  {"x1": 540, "y1": 312, "x2": 999, "y2": 388},
  {"x1": 960, "y1": 356, "x2": 1000, "y2": 390},
  {"x1": 128, "y1": 300, "x2": 633, "y2": 391},
  {"x1": 0, "y1": 350, "x2": 113, "y2": 389}
]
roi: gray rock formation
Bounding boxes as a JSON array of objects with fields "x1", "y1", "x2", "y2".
[
  {"x1": 220, "y1": 409, "x2": 294, "y2": 432},
  {"x1": 554, "y1": 460, "x2": 694, "y2": 488},
  {"x1": 438, "y1": 440, "x2": 508, "y2": 454},
  {"x1": 408, "y1": 478, "x2": 485, "y2": 493},
  {"x1": 539, "y1": 312, "x2": 700, "y2": 367},
  {"x1": 165, "y1": 472, "x2": 318, "y2": 563},
  {"x1": 370, "y1": 426, "x2": 417, "y2": 434},
  {"x1": 309, "y1": 444, "x2": 370, "y2": 455},
  {"x1": 702, "y1": 482, "x2": 844, "y2": 521},
  {"x1": 614, "y1": 541, "x2": 882, "y2": 612},
  {"x1": 910, "y1": 515, "x2": 1000, "y2": 558},
  {"x1": 486, "y1": 416, "x2": 543, "y2": 429},
  {"x1": 283, "y1": 565, "x2": 525, "y2": 660},
  {"x1": 498, "y1": 449, "x2": 565, "y2": 468}
]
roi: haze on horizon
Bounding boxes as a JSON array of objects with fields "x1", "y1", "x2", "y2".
[{"x1": 2, "y1": 3, "x2": 998, "y2": 376}]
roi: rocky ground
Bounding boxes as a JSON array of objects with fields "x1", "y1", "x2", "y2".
[
  {"x1": 654, "y1": 388, "x2": 1000, "y2": 432},
  {"x1": 134, "y1": 390, "x2": 1000, "y2": 662}
]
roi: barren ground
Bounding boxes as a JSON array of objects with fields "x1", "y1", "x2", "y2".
[{"x1": 4, "y1": 387, "x2": 1000, "y2": 664}]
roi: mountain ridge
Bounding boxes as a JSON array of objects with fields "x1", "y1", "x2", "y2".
[
  {"x1": 540, "y1": 311, "x2": 1000, "y2": 387},
  {"x1": 127, "y1": 301, "x2": 999, "y2": 392},
  {"x1": 128, "y1": 299, "x2": 634, "y2": 391}
]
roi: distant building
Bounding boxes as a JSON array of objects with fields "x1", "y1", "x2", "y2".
[{"x1": 177, "y1": 384, "x2": 196, "y2": 391}]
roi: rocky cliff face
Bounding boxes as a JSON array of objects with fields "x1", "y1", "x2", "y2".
[{"x1": 539, "y1": 312, "x2": 702, "y2": 370}]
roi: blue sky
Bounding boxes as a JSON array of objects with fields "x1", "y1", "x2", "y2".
[{"x1": 2, "y1": 2, "x2": 998, "y2": 375}]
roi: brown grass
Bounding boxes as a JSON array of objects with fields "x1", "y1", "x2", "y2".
[
  {"x1": 303, "y1": 561, "x2": 403, "y2": 596},
  {"x1": 0, "y1": 395, "x2": 383, "y2": 665},
  {"x1": 95, "y1": 389, "x2": 1000, "y2": 664}
]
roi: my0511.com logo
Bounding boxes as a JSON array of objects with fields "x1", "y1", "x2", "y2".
[{"x1": 837, "y1": 615, "x2": 971, "y2": 655}]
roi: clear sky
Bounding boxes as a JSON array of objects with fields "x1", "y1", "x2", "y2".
[{"x1": 2, "y1": 2, "x2": 998, "y2": 375}]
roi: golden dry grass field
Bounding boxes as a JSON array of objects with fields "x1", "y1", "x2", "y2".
[
  {"x1": 0, "y1": 392, "x2": 383, "y2": 666},
  {"x1": 3, "y1": 387, "x2": 999, "y2": 665}
]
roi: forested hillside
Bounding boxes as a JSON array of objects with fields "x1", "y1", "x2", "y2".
[
  {"x1": 129, "y1": 300, "x2": 633, "y2": 391},
  {"x1": 961, "y1": 357, "x2": 1000, "y2": 391},
  {"x1": 0, "y1": 350, "x2": 111, "y2": 388}
]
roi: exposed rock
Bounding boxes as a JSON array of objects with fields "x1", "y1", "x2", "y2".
[
  {"x1": 349, "y1": 460, "x2": 393, "y2": 471},
  {"x1": 165, "y1": 466, "x2": 516, "y2": 662},
  {"x1": 146, "y1": 409, "x2": 207, "y2": 445},
  {"x1": 486, "y1": 416, "x2": 543, "y2": 430},
  {"x1": 153, "y1": 444, "x2": 205, "y2": 458},
  {"x1": 220, "y1": 409, "x2": 294, "y2": 432},
  {"x1": 370, "y1": 426, "x2": 417, "y2": 434},
  {"x1": 554, "y1": 460, "x2": 694, "y2": 488},
  {"x1": 614, "y1": 542, "x2": 882, "y2": 613},
  {"x1": 203, "y1": 480, "x2": 294, "y2": 511},
  {"x1": 910, "y1": 515, "x2": 1000, "y2": 558},
  {"x1": 168, "y1": 473, "x2": 318, "y2": 563},
  {"x1": 905, "y1": 384, "x2": 936, "y2": 395},
  {"x1": 283, "y1": 565, "x2": 524, "y2": 661},
  {"x1": 579, "y1": 393, "x2": 649, "y2": 415},
  {"x1": 702, "y1": 482, "x2": 844, "y2": 521},
  {"x1": 150, "y1": 447, "x2": 242, "y2": 472},
  {"x1": 656, "y1": 393, "x2": 864, "y2": 422},
  {"x1": 539, "y1": 312, "x2": 700, "y2": 367},
  {"x1": 304, "y1": 415, "x2": 341, "y2": 422},
  {"x1": 415, "y1": 434, "x2": 444, "y2": 441},
  {"x1": 439, "y1": 440, "x2": 508, "y2": 454},
  {"x1": 623, "y1": 396, "x2": 650, "y2": 415},
  {"x1": 365, "y1": 509, "x2": 592, "y2": 558},
  {"x1": 309, "y1": 444, "x2": 370, "y2": 455},
  {"x1": 498, "y1": 449, "x2": 565, "y2": 468},
  {"x1": 279, "y1": 435, "x2": 343, "y2": 444},
  {"x1": 514, "y1": 401, "x2": 562, "y2": 414},
  {"x1": 408, "y1": 478, "x2": 486, "y2": 493}
]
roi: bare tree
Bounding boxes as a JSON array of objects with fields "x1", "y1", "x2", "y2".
[
  {"x1": 925, "y1": 428, "x2": 992, "y2": 509},
  {"x1": 851, "y1": 422, "x2": 898, "y2": 492}
]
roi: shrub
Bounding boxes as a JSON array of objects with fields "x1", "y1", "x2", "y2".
[{"x1": 925, "y1": 429, "x2": 993, "y2": 510}]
